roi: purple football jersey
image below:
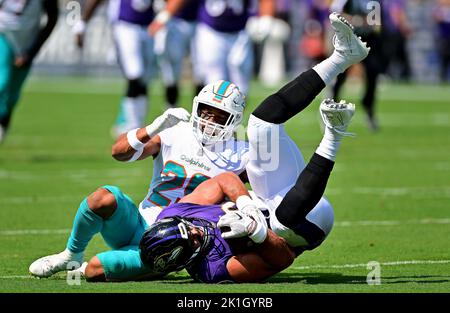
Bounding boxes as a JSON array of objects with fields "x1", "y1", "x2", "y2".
[
  {"x1": 198, "y1": 0, "x2": 252, "y2": 33},
  {"x1": 157, "y1": 202, "x2": 234, "y2": 283},
  {"x1": 118, "y1": 0, "x2": 155, "y2": 25},
  {"x1": 175, "y1": 0, "x2": 200, "y2": 22}
]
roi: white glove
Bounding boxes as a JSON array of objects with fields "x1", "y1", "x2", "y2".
[
  {"x1": 145, "y1": 108, "x2": 190, "y2": 138},
  {"x1": 246, "y1": 15, "x2": 275, "y2": 42},
  {"x1": 218, "y1": 208, "x2": 268, "y2": 244},
  {"x1": 236, "y1": 195, "x2": 268, "y2": 231}
]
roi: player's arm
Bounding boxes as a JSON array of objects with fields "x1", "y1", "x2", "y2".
[
  {"x1": 226, "y1": 230, "x2": 295, "y2": 283},
  {"x1": 16, "y1": 0, "x2": 58, "y2": 67},
  {"x1": 112, "y1": 132, "x2": 162, "y2": 161},
  {"x1": 73, "y1": 0, "x2": 105, "y2": 48},
  {"x1": 259, "y1": 0, "x2": 276, "y2": 16},
  {"x1": 247, "y1": 0, "x2": 276, "y2": 43},
  {"x1": 111, "y1": 108, "x2": 190, "y2": 162},
  {"x1": 180, "y1": 172, "x2": 249, "y2": 205},
  {"x1": 80, "y1": 0, "x2": 104, "y2": 22},
  {"x1": 148, "y1": 0, "x2": 187, "y2": 36}
]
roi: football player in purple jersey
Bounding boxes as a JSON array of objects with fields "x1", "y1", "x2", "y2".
[{"x1": 149, "y1": 0, "x2": 276, "y2": 96}]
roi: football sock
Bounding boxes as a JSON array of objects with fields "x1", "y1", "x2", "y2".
[
  {"x1": 165, "y1": 85, "x2": 179, "y2": 108},
  {"x1": 121, "y1": 96, "x2": 147, "y2": 131},
  {"x1": 66, "y1": 198, "x2": 103, "y2": 253},
  {"x1": 313, "y1": 50, "x2": 352, "y2": 85},
  {"x1": 315, "y1": 126, "x2": 342, "y2": 162},
  {"x1": 275, "y1": 153, "x2": 334, "y2": 228},
  {"x1": 252, "y1": 69, "x2": 325, "y2": 124}
]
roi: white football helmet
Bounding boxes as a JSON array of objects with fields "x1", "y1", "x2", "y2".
[{"x1": 192, "y1": 80, "x2": 246, "y2": 146}]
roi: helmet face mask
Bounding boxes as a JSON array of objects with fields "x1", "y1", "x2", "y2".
[
  {"x1": 139, "y1": 216, "x2": 214, "y2": 274},
  {"x1": 192, "y1": 80, "x2": 245, "y2": 147},
  {"x1": 193, "y1": 103, "x2": 236, "y2": 145}
]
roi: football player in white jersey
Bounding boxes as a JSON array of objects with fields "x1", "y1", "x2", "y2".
[
  {"x1": 0, "y1": 0, "x2": 58, "y2": 143},
  {"x1": 73, "y1": 0, "x2": 159, "y2": 137},
  {"x1": 29, "y1": 80, "x2": 250, "y2": 281}
]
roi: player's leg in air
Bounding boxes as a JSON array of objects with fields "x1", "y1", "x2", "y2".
[
  {"x1": 245, "y1": 13, "x2": 369, "y2": 251},
  {"x1": 29, "y1": 186, "x2": 156, "y2": 281}
]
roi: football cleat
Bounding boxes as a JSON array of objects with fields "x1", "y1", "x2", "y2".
[
  {"x1": 329, "y1": 12, "x2": 370, "y2": 68},
  {"x1": 29, "y1": 249, "x2": 84, "y2": 278},
  {"x1": 320, "y1": 98, "x2": 356, "y2": 137}
]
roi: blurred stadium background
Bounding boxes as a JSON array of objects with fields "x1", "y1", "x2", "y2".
[
  {"x1": 0, "y1": 0, "x2": 449, "y2": 293},
  {"x1": 34, "y1": 0, "x2": 445, "y2": 82}
]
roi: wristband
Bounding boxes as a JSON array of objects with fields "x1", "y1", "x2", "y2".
[
  {"x1": 155, "y1": 10, "x2": 172, "y2": 25},
  {"x1": 237, "y1": 195, "x2": 268, "y2": 243},
  {"x1": 127, "y1": 128, "x2": 146, "y2": 151},
  {"x1": 248, "y1": 219, "x2": 268, "y2": 244}
]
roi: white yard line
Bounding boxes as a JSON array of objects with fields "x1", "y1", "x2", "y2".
[
  {"x1": 1, "y1": 218, "x2": 449, "y2": 237},
  {"x1": 292, "y1": 260, "x2": 450, "y2": 270},
  {"x1": 334, "y1": 218, "x2": 450, "y2": 227},
  {"x1": 0, "y1": 275, "x2": 31, "y2": 279},
  {"x1": 2, "y1": 186, "x2": 449, "y2": 205},
  {"x1": 1, "y1": 260, "x2": 449, "y2": 279},
  {"x1": 0, "y1": 229, "x2": 71, "y2": 236}
]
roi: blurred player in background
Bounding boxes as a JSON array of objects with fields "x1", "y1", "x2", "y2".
[
  {"x1": 148, "y1": 0, "x2": 202, "y2": 109},
  {"x1": 433, "y1": 0, "x2": 450, "y2": 82},
  {"x1": 29, "y1": 80, "x2": 250, "y2": 281},
  {"x1": 299, "y1": 0, "x2": 331, "y2": 69},
  {"x1": 194, "y1": 0, "x2": 276, "y2": 95},
  {"x1": 73, "y1": 0, "x2": 158, "y2": 137},
  {"x1": 0, "y1": 0, "x2": 58, "y2": 143},
  {"x1": 148, "y1": 0, "x2": 277, "y2": 96},
  {"x1": 330, "y1": 0, "x2": 383, "y2": 131},
  {"x1": 380, "y1": 0, "x2": 412, "y2": 81}
]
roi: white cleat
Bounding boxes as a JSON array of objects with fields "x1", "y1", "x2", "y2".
[
  {"x1": 329, "y1": 12, "x2": 370, "y2": 68},
  {"x1": 320, "y1": 98, "x2": 356, "y2": 137},
  {"x1": 29, "y1": 249, "x2": 84, "y2": 278}
]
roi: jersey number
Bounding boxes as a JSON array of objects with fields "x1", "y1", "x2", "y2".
[
  {"x1": 131, "y1": 0, "x2": 152, "y2": 12},
  {"x1": 205, "y1": 0, "x2": 244, "y2": 17},
  {"x1": 148, "y1": 161, "x2": 210, "y2": 207}
]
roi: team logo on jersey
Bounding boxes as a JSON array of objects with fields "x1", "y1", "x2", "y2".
[{"x1": 181, "y1": 155, "x2": 211, "y2": 171}]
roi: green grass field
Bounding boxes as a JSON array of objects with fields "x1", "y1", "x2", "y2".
[{"x1": 0, "y1": 76, "x2": 449, "y2": 293}]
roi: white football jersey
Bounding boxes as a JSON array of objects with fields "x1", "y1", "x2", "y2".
[
  {"x1": 0, "y1": 0, "x2": 43, "y2": 54},
  {"x1": 139, "y1": 121, "x2": 249, "y2": 222}
]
